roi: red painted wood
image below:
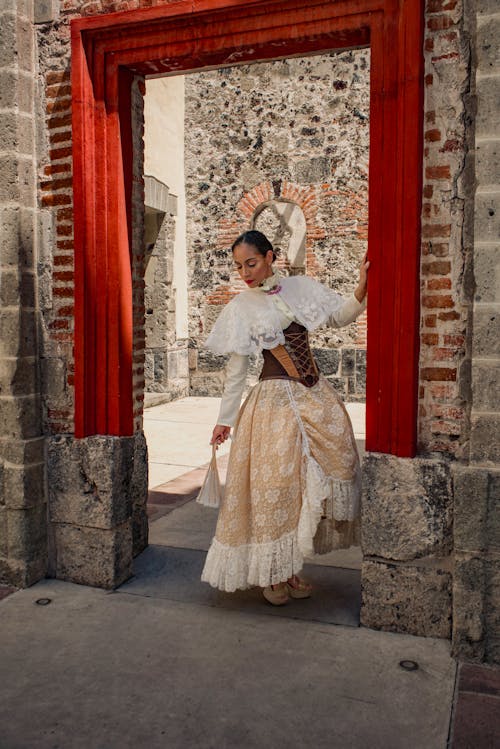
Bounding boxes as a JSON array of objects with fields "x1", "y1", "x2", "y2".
[{"x1": 71, "y1": 0, "x2": 424, "y2": 456}]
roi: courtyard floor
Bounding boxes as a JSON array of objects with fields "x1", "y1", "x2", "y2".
[{"x1": 0, "y1": 397, "x2": 498, "y2": 748}]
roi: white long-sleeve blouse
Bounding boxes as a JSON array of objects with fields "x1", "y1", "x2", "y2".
[{"x1": 205, "y1": 272, "x2": 366, "y2": 427}]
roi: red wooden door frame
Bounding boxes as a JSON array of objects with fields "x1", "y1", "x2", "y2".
[{"x1": 71, "y1": 0, "x2": 424, "y2": 457}]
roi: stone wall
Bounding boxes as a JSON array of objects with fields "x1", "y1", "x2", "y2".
[
  {"x1": 0, "y1": 0, "x2": 46, "y2": 587},
  {"x1": 184, "y1": 53, "x2": 370, "y2": 400}
]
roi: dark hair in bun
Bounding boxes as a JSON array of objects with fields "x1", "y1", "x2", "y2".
[{"x1": 231, "y1": 230, "x2": 277, "y2": 262}]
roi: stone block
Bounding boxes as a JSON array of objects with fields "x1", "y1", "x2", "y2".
[
  {"x1": 293, "y1": 157, "x2": 331, "y2": 183},
  {"x1": 325, "y1": 376, "x2": 346, "y2": 397},
  {"x1": 472, "y1": 360, "x2": 500, "y2": 411},
  {"x1": 470, "y1": 414, "x2": 500, "y2": 464},
  {"x1": 472, "y1": 305, "x2": 500, "y2": 358},
  {"x1": 2, "y1": 111, "x2": 33, "y2": 155},
  {"x1": 0, "y1": 12, "x2": 16, "y2": 68},
  {"x1": 34, "y1": 0, "x2": 60, "y2": 23},
  {"x1": 341, "y1": 348, "x2": 355, "y2": 376},
  {"x1": 0, "y1": 269, "x2": 35, "y2": 308},
  {"x1": 453, "y1": 465, "x2": 500, "y2": 554},
  {"x1": 0, "y1": 357, "x2": 38, "y2": 398},
  {"x1": 0, "y1": 309, "x2": 37, "y2": 358},
  {"x1": 0, "y1": 554, "x2": 46, "y2": 588},
  {"x1": 0, "y1": 69, "x2": 17, "y2": 111},
  {"x1": 476, "y1": 140, "x2": 500, "y2": 189},
  {"x1": 477, "y1": 1, "x2": 500, "y2": 14},
  {"x1": 0, "y1": 155, "x2": 21, "y2": 202},
  {"x1": 0, "y1": 507, "x2": 7, "y2": 557},
  {"x1": 0, "y1": 395, "x2": 41, "y2": 440},
  {"x1": 7, "y1": 504, "x2": 47, "y2": 563},
  {"x1": 130, "y1": 431, "x2": 148, "y2": 556},
  {"x1": 51, "y1": 520, "x2": 133, "y2": 589},
  {"x1": 452, "y1": 553, "x2": 500, "y2": 664},
  {"x1": 361, "y1": 453, "x2": 453, "y2": 560},
  {"x1": 3, "y1": 461, "x2": 45, "y2": 510},
  {"x1": 474, "y1": 192, "x2": 500, "y2": 244},
  {"x1": 474, "y1": 243, "x2": 500, "y2": 303},
  {"x1": 312, "y1": 348, "x2": 339, "y2": 375},
  {"x1": 47, "y1": 435, "x2": 135, "y2": 529},
  {"x1": 476, "y1": 76, "x2": 500, "y2": 138},
  {"x1": 0, "y1": 436, "x2": 44, "y2": 465},
  {"x1": 0, "y1": 206, "x2": 35, "y2": 268},
  {"x1": 197, "y1": 349, "x2": 228, "y2": 372},
  {"x1": 477, "y1": 14, "x2": 500, "y2": 73},
  {"x1": 40, "y1": 357, "x2": 67, "y2": 400},
  {"x1": 189, "y1": 372, "x2": 224, "y2": 397},
  {"x1": 360, "y1": 559, "x2": 452, "y2": 638}
]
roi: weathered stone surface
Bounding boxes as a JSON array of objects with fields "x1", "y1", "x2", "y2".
[
  {"x1": 476, "y1": 76, "x2": 500, "y2": 138},
  {"x1": 197, "y1": 349, "x2": 228, "y2": 373},
  {"x1": 472, "y1": 305, "x2": 500, "y2": 358},
  {"x1": 474, "y1": 192, "x2": 500, "y2": 243},
  {"x1": 7, "y1": 504, "x2": 47, "y2": 564},
  {"x1": 0, "y1": 395, "x2": 41, "y2": 440},
  {"x1": 0, "y1": 357, "x2": 38, "y2": 397},
  {"x1": 130, "y1": 431, "x2": 149, "y2": 557},
  {"x1": 360, "y1": 559, "x2": 452, "y2": 638},
  {"x1": 0, "y1": 309, "x2": 37, "y2": 359},
  {"x1": 3, "y1": 461, "x2": 45, "y2": 510},
  {"x1": 51, "y1": 521, "x2": 133, "y2": 589},
  {"x1": 452, "y1": 554, "x2": 500, "y2": 664},
  {"x1": 474, "y1": 243, "x2": 500, "y2": 303},
  {"x1": 453, "y1": 466, "x2": 500, "y2": 554},
  {"x1": 472, "y1": 360, "x2": 500, "y2": 411},
  {"x1": 0, "y1": 437, "x2": 44, "y2": 466},
  {"x1": 476, "y1": 140, "x2": 500, "y2": 188},
  {"x1": 470, "y1": 414, "x2": 500, "y2": 464},
  {"x1": 311, "y1": 348, "x2": 340, "y2": 375},
  {"x1": 47, "y1": 436, "x2": 135, "y2": 529},
  {"x1": 361, "y1": 454, "x2": 453, "y2": 560},
  {"x1": 0, "y1": 507, "x2": 7, "y2": 558},
  {"x1": 0, "y1": 555, "x2": 47, "y2": 588}
]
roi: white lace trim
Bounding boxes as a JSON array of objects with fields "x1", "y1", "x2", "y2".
[
  {"x1": 201, "y1": 530, "x2": 303, "y2": 592},
  {"x1": 205, "y1": 275, "x2": 350, "y2": 356}
]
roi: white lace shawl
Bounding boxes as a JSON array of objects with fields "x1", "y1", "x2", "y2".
[{"x1": 205, "y1": 275, "x2": 360, "y2": 355}]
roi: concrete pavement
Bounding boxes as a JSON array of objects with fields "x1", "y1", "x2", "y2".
[{"x1": 0, "y1": 397, "x2": 495, "y2": 748}]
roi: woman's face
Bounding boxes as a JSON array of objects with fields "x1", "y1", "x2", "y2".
[{"x1": 233, "y1": 242, "x2": 274, "y2": 288}]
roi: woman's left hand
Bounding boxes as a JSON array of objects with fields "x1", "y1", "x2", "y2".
[{"x1": 354, "y1": 252, "x2": 370, "y2": 303}]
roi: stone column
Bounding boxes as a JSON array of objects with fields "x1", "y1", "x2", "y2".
[
  {"x1": 0, "y1": 0, "x2": 46, "y2": 587},
  {"x1": 452, "y1": 0, "x2": 500, "y2": 664}
]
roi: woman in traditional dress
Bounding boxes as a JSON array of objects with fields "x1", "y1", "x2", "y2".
[{"x1": 201, "y1": 230, "x2": 369, "y2": 605}]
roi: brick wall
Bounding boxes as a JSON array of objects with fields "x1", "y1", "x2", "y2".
[{"x1": 418, "y1": 0, "x2": 474, "y2": 457}]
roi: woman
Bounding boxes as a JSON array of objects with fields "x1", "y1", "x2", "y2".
[{"x1": 201, "y1": 230, "x2": 369, "y2": 605}]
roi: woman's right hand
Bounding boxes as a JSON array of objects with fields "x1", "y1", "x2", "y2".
[{"x1": 211, "y1": 424, "x2": 231, "y2": 446}]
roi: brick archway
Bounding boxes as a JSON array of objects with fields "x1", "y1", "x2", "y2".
[{"x1": 72, "y1": 0, "x2": 424, "y2": 456}]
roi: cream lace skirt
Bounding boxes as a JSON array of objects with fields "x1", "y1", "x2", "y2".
[{"x1": 201, "y1": 376, "x2": 361, "y2": 592}]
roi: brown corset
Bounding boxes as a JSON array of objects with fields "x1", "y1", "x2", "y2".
[{"x1": 259, "y1": 321, "x2": 319, "y2": 388}]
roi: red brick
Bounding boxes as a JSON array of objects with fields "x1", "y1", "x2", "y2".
[
  {"x1": 49, "y1": 146, "x2": 73, "y2": 161},
  {"x1": 427, "y1": 0, "x2": 457, "y2": 11},
  {"x1": 57, "y1": 224, "x2": 73, "y2": 237},
  {"x1": 46, "y1": 71, "x2": 70, "y2": 85},
  {"x1": 44, "y1": 162, "x2": 72, "y2": 177},
  {"x1": 46, "y1": 84, "x2": 72, "y2": 100},
  {"x1": 53, "y1": 287, "x2": 74, "y2": 298},
  {"x1": 425, "y1": 74, "x2": 433, "y2": 86},
  {"x1": 422, "y1": 333, "x2": 439, "y2": 345},
  {"x1": 427, "y1": 278, "x2": 451, "y2": 290},
  {"x1": 421, "y1": 367, "x2": 457, "y2": 381},
  {"x1": 438, "y1": 310, "x2": 460, "y2": 321},
  {"x1": 54, "y1": 255, "x2": 73, "y2": 267},
  {"x1": 54, "y1": 271, "x2": 74, "y2": 282},
  {"x1": 431, "y1": 405, "x2": 464, "y2": 419},
  {"x1": 427, "y1": 15, "x2": 454, "y2": 31},
  {"x1": 422, "y1": 295, "x2": 454, "y2": 309},
  {"x1": 432, "y1": 347, "x2": 457, "y2": 361},
  {"x1": 444, "y1": 334, "x2": 465, "y2": 346},
  {"x1": 41, "y1": 177, "x2": 73, "y2": 191},
  {"x1": 56, "y1": 240, "x2": 74, "y2": 250},
  {"x1": 425, "y1": 37, "x2": 434, "y2": 52},
  {"x1": 424, "y1": 314, "x2": 437, "y2": 328},
  {"x1": 49, "y1": 130, "x2": 72, "y2": 145},
  {"x1": 440, "y1": 138, "x2": 462, "y2": 153},
  {"x1": 57, "y1": 207, "x2": 73, "y2": 222},
  {"x1": 432, "y1": 52, "x2": 460, "y2": 63},
  {"x1": 425, "y1": 165, "x2": 451, "y2": 180},
  {"x1": 425, "y1": 129, "x2": 442, "y2": 142},
  {"x1": 41, "y1": 194, "x2": 71, "y2": 207},
  {"x1": 56, "y1": 305, "x2": 74, "y2": 316},
  {"x1": 46, "y1": 98, "x2": 72, "y2": 115},
  {"x1": 423, "y1": 184, "x2": 434, "y2": 199},
  {"x1": 425, "y1": 111, "x2": 436, "y2": 124},
  {"x1": 430, "y1": 420, "x2": 462, "y2": 435},
  {"x1": 429, "y1": 383, "x2": 456, "y2": 398},
  {"x1": 422, "y1": 224, "x2": 451, "y2": 238},
  {"x1": 47, "y1": 114, "x2": 72, "y2": 130}
]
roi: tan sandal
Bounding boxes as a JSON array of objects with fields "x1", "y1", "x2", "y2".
[
  {"x1": 286, "y1": 575, "x2": 312, "y2": 599},
  {"x1": 263, "y1": 582, "x2": 289, "y2": 606}
]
